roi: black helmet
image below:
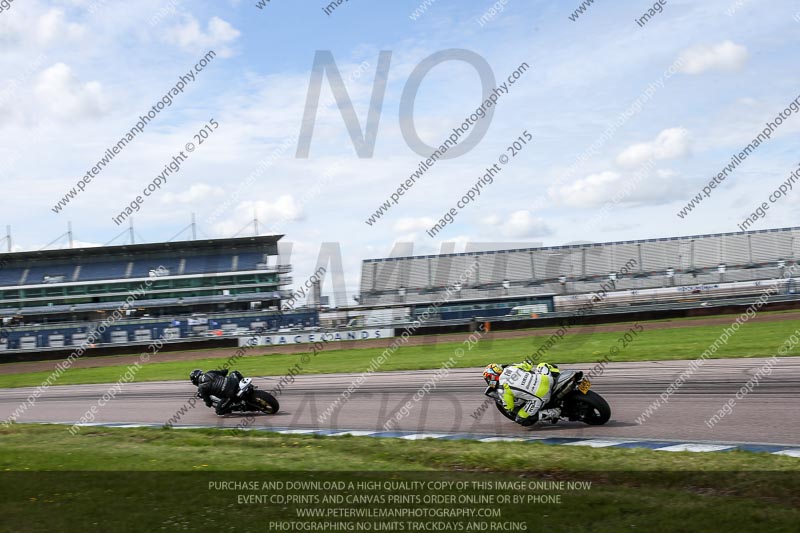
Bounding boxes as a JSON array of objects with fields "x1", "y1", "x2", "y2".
[{"x1": 190, "y1": 369, "x2": 203, "y2": 386}]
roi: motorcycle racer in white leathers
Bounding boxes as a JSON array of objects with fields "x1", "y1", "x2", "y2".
[{"x1": 484, "y1": 361, "x2": 561, "y2": 426}]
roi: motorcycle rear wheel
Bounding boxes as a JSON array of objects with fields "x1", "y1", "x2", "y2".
[{"x1": 250, "y1": 390, "x2": 280, "y2": 414}]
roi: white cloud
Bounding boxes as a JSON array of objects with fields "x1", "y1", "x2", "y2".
[
  {"x1": 34, "y1": 63, "x2": 108, "y2": 120},
  {"x1": 392, "y1": 217, "x2": 435, "y2": 233},
  {"x1": 677, "y1": 41, "x2": 749, "y2": 74},
  {"x1": 23, "y1": 240, "x2": 104, "y2": 252},
  {"x1": 616, "y1": 127, "x2": 690, "y2": 168},
  {"x1": 656, "y1": 169, "x2": 676, "y2": 179},
  {"x1": 551, "y1": 168, "x2": 690, "y2": 209},
  {"x1": 551, "y1": 171, "x2": 623, "y2": 208},
  {"x1": 0, "y1": 7, "x2": 85, "y2": 47},
  {"x1": 160, "y1": 183, "x2": 224, "y2": 205},
  {"x1": 65, "y1": 240, "x2": 104, "y2": 249},
  {"x1": 165, "y1": 16, "x2": 240, "y2": 56},
  {"x1": 483, "y1": 210, "x2": 551, "y2": 238},
  {"x1": 37, "y1": 9, "x2": 86, "y2": 45},
  {"x1": 249, "y1": 196, "x2": 304, "y2": 224},
  {"x1": 213, "y1": 195, "x2": 304, "y2": 236},
  {"x1": 388, "y1": 218, "x2": 439, "y2": 243}
]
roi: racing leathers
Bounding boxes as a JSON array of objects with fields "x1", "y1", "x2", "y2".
[
  {"x1": 197, "y1": 369, "x2": 243, "y2": 415},
  {"x1": 498, "y1": 362, "x2": 561, "y2": 426}
]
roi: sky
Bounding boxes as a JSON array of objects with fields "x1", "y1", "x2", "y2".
[{"x1": 1, "y1": 0, "x2": 799, "y2": 305}]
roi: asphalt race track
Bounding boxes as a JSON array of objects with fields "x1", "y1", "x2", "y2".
[{"x1": 1, "y1": 357, "x2": 798, "y2": 446}]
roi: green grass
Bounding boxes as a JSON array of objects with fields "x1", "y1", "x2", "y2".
[
  {"x1": 1, "y1": 315, "x2": 799, "y2": 389},
  {"x1": 0, "y1": 424, "x2": 797, "y2": 532},
  {"x1": 4, "y1": 423, "x2": 799, "y2": 473}
]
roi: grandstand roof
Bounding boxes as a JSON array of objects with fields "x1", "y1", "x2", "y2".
[
  {"x1": 357, "y1": 226, "x2": 800, "y2": 305},
  {"x1": 362, "y1": 226, "x2": 800, "y2": 262},
  {"x1": 0, "y1": 235, "x2": 283, "y2": 264}
]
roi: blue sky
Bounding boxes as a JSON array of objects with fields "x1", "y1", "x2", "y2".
[{"x1": 1, "y1": 0, "x2": 800, "y2": 303}]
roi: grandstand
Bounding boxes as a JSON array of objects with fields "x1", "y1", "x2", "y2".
[
  {"x1": 4, "y1": 226, "x2": 799, "y2": 352},
  {"x1": 356, "y1": 227, "x2": 800, "y2": 319},
  {"x1": 0, "y1": 236, "x2": 318, "y2": 352}
]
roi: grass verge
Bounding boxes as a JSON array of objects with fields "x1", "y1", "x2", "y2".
[
  {"x1": 0, "y1": 424, "x2": 797, "y2": 532},
  {"x1": 1, "y1": 316, "x2": 800, "y2": 388}
]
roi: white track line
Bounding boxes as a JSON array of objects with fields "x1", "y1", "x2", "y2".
[
  {"x1": 772, "y1": 449, "x2": 800, "y2": 458},
  {"x1": 563, "y1": 439, "x2": 635, "y2": 448},
  {"x1": 399, "y1": 433, "x2": 450, "y2": 440},
  {"x1": 655, "y1": 443, "x2": 736, "y2": 453},
  {"x1": 329, "y1": 430, "x2": 379, "y2": 437}
]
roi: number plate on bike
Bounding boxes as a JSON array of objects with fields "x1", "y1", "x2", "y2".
[{"x1": 578, "y1": 379, "x2": 591, "y2": 394}]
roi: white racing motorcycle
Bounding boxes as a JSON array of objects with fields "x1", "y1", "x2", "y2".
[{"x1": 486, "y1": 370, "x2": 611, "y2": 426}]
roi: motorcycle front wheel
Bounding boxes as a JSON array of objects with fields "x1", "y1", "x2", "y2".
[
  {"x1": 564, "y1": 390, "x2": 610, "y2": 425},
  {"x1": 250, "y1": 390, "x2": 280, "y2": 414},
  {"x1": 495, "y1": 400, "x2": 517, "y2": 422}
]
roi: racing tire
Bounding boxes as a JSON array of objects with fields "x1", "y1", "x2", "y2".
[
  {"x1": 565, "y1": 390, "x2": 610, "y2": 425},
  {"x1": 495, "y1": 400, "x2": 518, "y2": 422},
  {"x1": 250, "y1": 390, "x2": 280, "y2": 414}
]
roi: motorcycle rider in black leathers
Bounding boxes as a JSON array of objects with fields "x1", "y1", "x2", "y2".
[{"x1": 190, "y1": 369, "x2": 243, "y2": 415}]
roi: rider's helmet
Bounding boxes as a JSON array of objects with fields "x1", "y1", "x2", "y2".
[
  {"x1": 189, "y1": 369, "x2": 203, "y2": 386},
  {"x1": 483, "y1": 363, "x2": 503, "y2": 388}
]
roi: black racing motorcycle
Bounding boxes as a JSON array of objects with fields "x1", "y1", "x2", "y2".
[
  {"x1": 486, "y1": 370, "x2": 610, "y2": 426},
  {"x1": 202, "y1": 377, "x2": 280, "y2": 415}
]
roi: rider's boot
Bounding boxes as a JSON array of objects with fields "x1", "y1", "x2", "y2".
[
  {"x1": 215, "y1": 398, "x2": 233, "y2": 416},
  {"x1": 538, "y1": 408, "x2": 561, "y2": 423}
]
